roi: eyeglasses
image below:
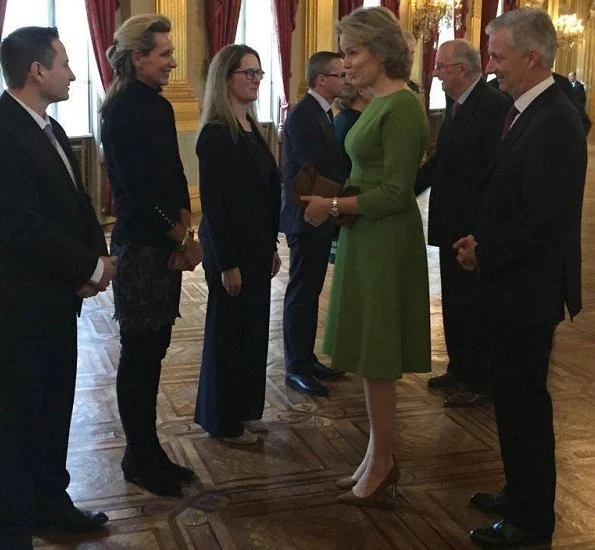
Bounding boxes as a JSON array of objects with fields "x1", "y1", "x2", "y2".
[
  {"x1": 234, "y1": 68, "x2": 265, "y2": 80},
  {"x1": 434, "y1": 62, "x2": 463, "y2": 72},
  {"x1": 323, "y1": 72, "x2": 347, "y2": 79}
]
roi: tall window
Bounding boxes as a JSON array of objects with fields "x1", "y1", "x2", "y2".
[
  {"x1": 363, "y1": 0, "x2": 382, "y2": 6},
  {"x1": 428, "y1": 7, "x2": 455, "y2": 110},
  {"x1": 0, "y1": 0, "x2": 94, "y2": 136},
  {"x1": 235, "y1": 0, "x2": 284, "y2": 124}
]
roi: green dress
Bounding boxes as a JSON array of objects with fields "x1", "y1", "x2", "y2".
[{"x1": 322, "y1": 89, "x2": 431, "y2": 379}]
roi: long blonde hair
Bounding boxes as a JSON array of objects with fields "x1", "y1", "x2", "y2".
[
  {"x1": 199, "y1": 44, "x2": 262, "y2": 143},
  {"x1": 101, "y1": 14, "x2": 171, "y2": 112}
]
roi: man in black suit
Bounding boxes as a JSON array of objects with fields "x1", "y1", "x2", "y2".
[
  {"x1": 454, "y1": 9, "x2": 587, "y2": 546},
  {"x1": 416, "y1": 39, "x2": 510, "y2": 408},
  {"x1": 568, "y1": 71, "x2": 586, "y2": 106},
  {"x1": 0, "y1": 27, "x2": 116, "y2": 549},
  {"x1": 281, "y1": 51, "x2": 349, "y2": 396}
]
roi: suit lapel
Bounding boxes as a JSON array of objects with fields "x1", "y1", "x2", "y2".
[
  {"x1": 438, "y1": 79, "x2": 485, "y2": 148},
  {"x1": 304, "y1": 93, "x2": 335, "y2": 143}
]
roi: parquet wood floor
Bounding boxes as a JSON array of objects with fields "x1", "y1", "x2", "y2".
[{"x1": 33, "y1": 142, "x2": 595, "y2": 549}]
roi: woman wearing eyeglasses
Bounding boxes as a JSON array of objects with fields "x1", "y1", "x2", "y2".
[{"x1": 194, "y1": 44, "x2": 281, "y2": 445}]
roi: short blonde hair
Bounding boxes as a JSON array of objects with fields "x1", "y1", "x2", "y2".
[{"x1": 337, "y1": 7, "x2": 411, "y2": 80}]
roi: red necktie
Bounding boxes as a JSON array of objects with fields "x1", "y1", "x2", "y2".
[
  {"x1": 501, "y1": 105, "x2": 520, "y2": 139},
  {"x1": 451, "y1": 101, "x2": 460, "y2": 119}
]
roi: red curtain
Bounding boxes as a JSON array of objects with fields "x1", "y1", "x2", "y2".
[
  {"x1": 422, "y1": 31, "x2": 439, "y2": 111},
  {"x1": 502, "y1": 0, "x2": 518, "y2": 12},
  {"x1": 338, "y1": 0, "x2": 364, "y2": 19},
  {"x1": 454, "y1": 0, "x2": 469, "y2": 38},
  {"x1": 85, "y1": 0, "x2": 118, "y2": 91},
  {"x1": 0, "y1": 0, "x2": 8, "y2": 39},
  {"x1": 479, "y1": 0, "x2": 499, "y2": 70},
  {"x1": 205, "y1": 0, "x2": 242, "y2": 60},
  {"x1": 273, "y1": 0, "x2": 299, "y2": 123},
  {"x1": 380, "y1": 0, "x2": 400, "y2": 18}
]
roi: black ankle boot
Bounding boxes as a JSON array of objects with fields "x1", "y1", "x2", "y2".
[
  {"x1": 121, "y1": 452, "x2": 182, "y2": 497},
  {"x1": 163, "y1": 460, "x2": 194, "y2": 482}
]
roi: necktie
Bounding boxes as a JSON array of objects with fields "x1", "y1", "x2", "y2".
[
  {"x1": 501, "y1": 105, "x2": 520, "y2": 139},
  {"x1": 451, "y1": 101, "x2": 460, "y2": 119},
  {"x1": 44, "y1": 123, "x2": 78, "y2": 190},
  {"x1": 327, "y1": 108, "x2": 334, "y2": 126}
]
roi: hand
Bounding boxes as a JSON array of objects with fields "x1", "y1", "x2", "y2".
[
  {"x1": 166, "y1": 223, "x2": 187, "y2": 243},
  {"x1": 453, "y1": 234, "x2": 478, "y2": 271},
  {"x1": 179, "y1": 208, "x2": 192, "y2": 229},
  {"x1": 183, "y1": 240, "x2": 203, "y2": 270},
  {"x1": 301, "y1": 195, "x2": 332, "y2": 227},
  {"x1": 271, "y1": 251, "x2": 281, "y2": 278},
  {"x1": 168, "y1": 249, "x2": 191, "y2": 271},
  {"x1": 222, "y1": 267, "x2": 242, "y2": 297},
  {"x1": 75, "y1": 282, "x2": 99, "y2": 299},
  {"x1": 95, "y1": 255, "x2": 117, "y2": 291}
]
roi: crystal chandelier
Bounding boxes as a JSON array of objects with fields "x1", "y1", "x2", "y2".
[
  {"x1": 412, "y1": 0, "x2": 453, "y2": 43},
  {"x1": 555, "y1": 14, "x2": 584, "y2": 49}
]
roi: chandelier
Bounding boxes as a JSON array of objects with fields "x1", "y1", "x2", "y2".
[
  {"x1": 555, "y1": 14, "x2": 584, "y2": 49},
  {"x1": 412, "y1": 0, "x2": 453, "y2": 43}
]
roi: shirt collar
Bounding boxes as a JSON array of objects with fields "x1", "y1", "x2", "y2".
[
  {"x1": 308, "y1": 88, "x2": 332, "y2": 113},
  {"x1": 457, "y1": 76, "x2": 482, "y2": 106},
  {"x1": 7, "y1": 91, "x2": 51, "y2": 130},
  {"x1": 514, "y1": 75, "x2": 555, "y2": 115}
]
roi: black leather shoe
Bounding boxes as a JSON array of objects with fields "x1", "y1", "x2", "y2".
[
  {"x1": 469, "y1": 519, "x2": 552, "y2": 547},
  {"x1": 470, "y1": 490, "x2": 509, "y2": 514},
  {"x1": 444, "y1": 391, "x2": 491, "y2": 408},
  {"x1": 427, "y1": 371, "x2": 459, "y2": 389},
  {"x1": 285, "y1": 373, "x2": 330, "y2": 396},
  {"x1": 49, "y1": 506, "x2": 109, "y2": 534},
  {"x1": 310, "y1": 361, "x2": 345, "y2": 381},
  {"x1": 164, "y1": 461, "x2": 194, "y2": 483},
  {"x1": 122, "y1": 453, "x2": 183, "y2": 497}
]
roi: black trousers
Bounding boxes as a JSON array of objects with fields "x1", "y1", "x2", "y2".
[
  {"x1": 490, "y1": 321, "x2": 556, "y2": 533},
  {"x1": 195, "y1": 258, "x2": 271, "y2": 437},
  {"x1": 0, "y1": 310, "x2": 77, "y2": 542},
  {"x1": 116, "y1": 324, "x2": 172, "y2": 466},
  {"x1": 440, "y1": 246, "x2": 491, "y2": 393},
  {"x1": 283, "y1": 234, "x2": 332, "y2": 374}
]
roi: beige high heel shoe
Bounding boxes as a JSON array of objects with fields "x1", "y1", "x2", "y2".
[{"x1": 335, "y1": 476, "x2": 357, "y2": 489}]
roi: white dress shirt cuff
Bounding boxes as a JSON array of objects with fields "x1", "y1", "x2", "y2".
[{"x1": 89, "y1": 258, "x2": 104, "y2": 284}]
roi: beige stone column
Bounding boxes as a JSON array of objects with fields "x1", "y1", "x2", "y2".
[{"x1": 156, "y1": 0, "x2": 201, "y2": 131}]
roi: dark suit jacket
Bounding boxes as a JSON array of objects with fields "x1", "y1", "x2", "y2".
[
  {"x1": 415, "y1": 79, "x2": 511, "y2": 247},
  {"x1": 197, "y1": 120, "x2": 280, "y2": 273},
  {"x1": 0, "y1": 92, "x2": 107, "y2": 329},
  {"x1": 475, "y1": 84, "x2": 587, "y2": 326},
  {"x1": 280, "y1": 93, "x2": 348, "y2": 237},
  {"x1": 570, "y1": 79, "x2": 587, "y2": 106}
]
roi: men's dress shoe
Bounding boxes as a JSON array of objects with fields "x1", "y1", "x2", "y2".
[
  {"x1": 470, "y1": 491, "x2": 509, "y2": 514},
  {"x1": 285, "y1": 373, "x2": 330, "y2": 396},
  {"x1": 469, "y1": 519, "x2": 552, "y2": 547},
  {"x1": 427, "y1": 371, "x2": 459, "y2": 389},
  {"x1": 310, "y1": 361, "x2": 345, "y2": 381},
  {"x1": 444, "y1": 391, "x2": 491, "y2": 408},
  {"x1": 49, "y1": 506, "x2": 109, "y2": 534},
  {"x1": 122, "y1": 454, "x2": 183, "y2": 497}
]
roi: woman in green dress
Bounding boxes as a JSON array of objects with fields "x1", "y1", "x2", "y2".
[{"x1": 301, "y1": 6, "x2": 431, "y2": 506}]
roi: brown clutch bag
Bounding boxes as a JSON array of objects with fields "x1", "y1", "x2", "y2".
[{"x1": 289, "y1": 162, "x2": 360, "y2": 228}]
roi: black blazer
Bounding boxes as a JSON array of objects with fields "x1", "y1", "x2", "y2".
[
  {"x1": 280, "y1": 93, "x2": 348, "y2": 237},
  {"x1": 415, "y1": 78, "x2": 511, "y2": 247},
  {"x1": 197, "y1": 121, "x2": 280, "y2": 273},
  {"x1": 0, "y1": 92, "x2": 107, "y2": 325},
  {"x1": 474, "y1": 84, "x2": 587, "y2": 326}
]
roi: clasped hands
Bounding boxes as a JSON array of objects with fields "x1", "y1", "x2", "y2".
[
  {"x1": 75, "y1": 255, "x2": 117, "y2": 299},
  {"x1": 453, "y1": 234, "x2": 478, "y2": 271},
  {"x1": 301, "y1": 195, "x2": 331, "y2": 227}
]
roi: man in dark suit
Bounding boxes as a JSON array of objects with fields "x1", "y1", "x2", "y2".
[
  {"x1": 281, "y1": 51, "x2": 349, "y2": 396},
  {"x1": 568, "y1": 71, "x2": 586, "y2": 106},
  {"x1": 416, "y1": 39, "x2": 510, "y2": 408},
  {"x1": 454, "y1": 9, "x2": 587, "y2": 546},
  {"x1": 0, "y1": 27, "x2": 116, "y2": 549}
]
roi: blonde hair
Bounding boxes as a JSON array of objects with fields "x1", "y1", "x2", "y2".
[
  {"x1": 101, "y1": 14, "x2": 171, "y2": 112},
  {"x1": 199, "y1": 44, "x2": 262, "y2": 143},
  {"x1": 337, "y1": 7, "x2": 411, "y2": 80}
]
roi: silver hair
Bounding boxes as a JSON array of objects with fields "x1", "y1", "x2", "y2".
[
  {"x1": 485, "y1": 7, "x2": 557, "y2": 68},
  {"x1": 446, "y1": 39, "x2": 481, "y2": 76}
]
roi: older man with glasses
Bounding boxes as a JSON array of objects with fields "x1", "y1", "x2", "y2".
[{"x1": 415, "y1": 39, "x2": 510, "y2": 408}]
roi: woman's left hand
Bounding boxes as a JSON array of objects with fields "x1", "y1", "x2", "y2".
[
  {"x1": 301, "y1": 195, "x2": 331, "y2": 227},
  {"x1": 271, "y1": 251, "x2": 282, "y2": 278}
]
